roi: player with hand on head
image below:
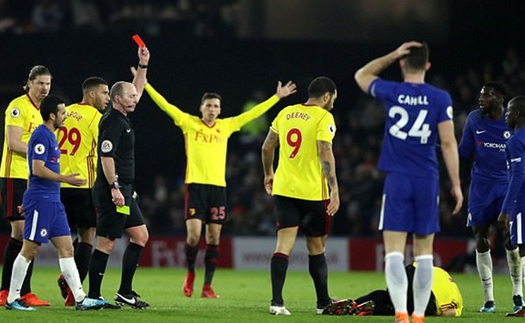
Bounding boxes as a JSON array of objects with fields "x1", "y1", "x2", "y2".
[
  {"x1": 5, "y1": 95, "x2": 108, "y2": 311},
  {"x1": 354, "y1": 41, "x2": 463, "y2": 323},
  {"x1": 459, "y1": 82, "x2": 523, "y2": 313}
]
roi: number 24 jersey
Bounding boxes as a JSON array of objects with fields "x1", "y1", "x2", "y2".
[{"x1": 370, "y1": 78, "x2": 453, "y2": 179}]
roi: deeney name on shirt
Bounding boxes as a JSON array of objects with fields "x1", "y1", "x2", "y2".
[
  {"x1": 286, "y1": 112, "x2": 310, "y2": 121},
  {"x1": 397, "y1": 95, "x2": 429, "y2": 106}
]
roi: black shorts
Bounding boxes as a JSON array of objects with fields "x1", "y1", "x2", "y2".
[
  {"x1": 0, "y1": 178, "x2": 26, "y2": 221},
  {"x1": 184, "y1": 184, "x2": 227, "y2": 224},
  {"x1": 92, "y1": 183, "x2": 144, "y2": 240},
  {"x1": 61, "y1": 187, "x2": 96, "y2": 230},
  {"x1": 274, "y1": 195, "x2": 330, "y2": 237}
]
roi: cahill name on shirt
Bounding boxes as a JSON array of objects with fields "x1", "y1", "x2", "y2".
[{"x1": 398, "y1": 95, "x2": 429, "y2": 106}]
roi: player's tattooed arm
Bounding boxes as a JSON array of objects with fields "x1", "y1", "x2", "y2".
[{"x1": 319, "y1": 140, "x2": 340, "y2": 216}]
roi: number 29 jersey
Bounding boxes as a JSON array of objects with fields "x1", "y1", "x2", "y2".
[
  {"x1": 56, "y1": 103, "x2": 102, "y2": 188},
  {"x1": 370, "y1": 78, "x2": 453, "y2": 179},
  {"x1": 270, "y1": 103, "x2": 336, "y2": 201}
]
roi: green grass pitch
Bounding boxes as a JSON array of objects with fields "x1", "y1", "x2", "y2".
[{"x1": 0, "y1": 266, "x2": 518, "y2": 322}]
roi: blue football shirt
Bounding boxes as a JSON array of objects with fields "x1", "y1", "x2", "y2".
[
  {"x1": 459, "y1": 109, "x2": 512, "y2": 183},
  {"x1": 370, "y1": 78, "x2": 453, "y2": 179},
  {"x1": 501, "y1": 127, "x2": 525, "y2": 215},
  {"x1": 26, "y1": 124, "x2": 61, "y2": 200}
]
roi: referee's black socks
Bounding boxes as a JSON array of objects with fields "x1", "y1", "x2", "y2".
[{"x1": 119, "y1": 243, "x2": 143, "y2": 295}]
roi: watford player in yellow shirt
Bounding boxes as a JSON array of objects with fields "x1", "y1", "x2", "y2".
[
  {"x1": 261, "y1": 76, "x2": 339, "y2": 315},
  {"x1": 0, "y1": 65, "x2": 51, "y2": 306},
  {"x1": 141, "y1": 72, "x2": 296, "y2": 298},
  {"x1": 55, "y1": 77, "x2": 109, "y2": 306},
  {"x1": 323, "y1": 264, "x2": 463, "y2": 317}
]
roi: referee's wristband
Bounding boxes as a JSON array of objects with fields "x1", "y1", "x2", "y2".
[{"x1": 138, "y1": 64, "x2": 148, "y2": 69}]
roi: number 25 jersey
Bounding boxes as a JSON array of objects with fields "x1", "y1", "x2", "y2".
[
  {"x1": 57, "y1": 103, "x2": 102, "y2": 188},
  {"x1": 270, "y1": 104, "x2": 336, "y2": 201},
  {"x1": 370, "y1": 78, "x2": 453, "y2": 179}
]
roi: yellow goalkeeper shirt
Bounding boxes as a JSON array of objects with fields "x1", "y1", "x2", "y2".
[{"x1": 145, "y1": 83, "x2": 279, "y2": 187}]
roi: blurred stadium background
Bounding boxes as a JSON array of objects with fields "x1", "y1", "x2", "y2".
[{"x1": 0, "y1": 0, "x2": 524, "y2": 272}]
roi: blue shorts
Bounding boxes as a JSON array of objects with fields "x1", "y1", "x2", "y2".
[
  {"x1": 23, "y1": 197, "x2": 71, "y2": 244},
  {"x1": 379, "y1": 172, "x2": 440, "y2": 235},
  {"x1": 466, "y1": 179, "x2": 507, "y2": 227},
  {"x1": 510, "y1": 211, "x2": 525, "y2": 245}
]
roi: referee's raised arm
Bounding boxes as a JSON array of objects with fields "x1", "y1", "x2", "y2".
[{"x1": 131, "y1": 45, "x2": 150, "y2": 102}]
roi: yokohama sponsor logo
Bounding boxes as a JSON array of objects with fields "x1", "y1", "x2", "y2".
[{"x1": 482, "y1": 142, "x2": 506, "y2": 149}]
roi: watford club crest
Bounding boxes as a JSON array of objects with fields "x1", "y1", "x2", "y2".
[{"x1": 188, "y1": 208, "x2": 196, "y2": 217}]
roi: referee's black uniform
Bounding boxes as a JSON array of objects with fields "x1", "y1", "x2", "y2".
[
  {"x1": 88, "y1": 102, "x2": 149, "y2": 308},
  {"x1": 93, "y1": 105, "x2": 144, "y2": 239}
]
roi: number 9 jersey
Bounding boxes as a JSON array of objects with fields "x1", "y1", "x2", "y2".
[
  {"x1": 370, "y1": 78, "x2": 453, "y2": 179},
  {"x1": 270, "y1": 103, "x2": 336, "y2": 201},
  {"x1": 56, "y1": 103, "x2": 102, "y2": 188}
]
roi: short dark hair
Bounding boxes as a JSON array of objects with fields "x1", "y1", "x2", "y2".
[
  {"x1": 484, "y1": 81, "x2": 507, "y2": 99},
  {"x1": 509, "y1": 96, "x2": 525, "y2": 115},
  {"x1": 308, "y1": 76, "x2": 337, "y2": 99},
  {"x1": 82, "y1": 77, "x2": 108, "y2": 94},
  {"x1": 23, "y1": 65, "x2": 52, "y2": 92},
  {"x1": 404, "y1": 42, "x2": 429, "y2": 70},
  {"x1": 201, "y1": 92, "x2": 222, "y2": 104},
  {"x1": 40, "y1": 95, "x2": 65, "y2": 121}
]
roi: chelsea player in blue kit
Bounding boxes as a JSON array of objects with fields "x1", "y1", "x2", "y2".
[
  {"x1": 500, "y1": 96, "x2": 525, "y2": 317},
  {"x1": 5, "y1": 95, "x2": 107, "y2": 311},
  {"x1": 355, "y1": 41, "x2": 463, "y2": 323},
  {"x1": 459, "y1": 82, "x2": 523, "y2": 313}
]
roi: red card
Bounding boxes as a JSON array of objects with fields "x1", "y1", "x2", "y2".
[{"x1": 132, "y1": 34, "x2": 146, "y2": 47}]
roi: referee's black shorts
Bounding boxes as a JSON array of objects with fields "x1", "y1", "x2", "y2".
[{"x1": 93, "y1": 183, "x2": 144, "y2": 240}]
